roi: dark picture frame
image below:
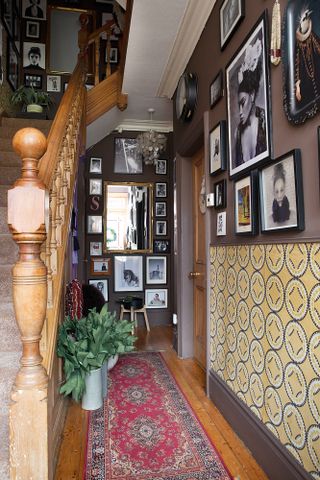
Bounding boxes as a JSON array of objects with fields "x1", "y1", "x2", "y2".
[
  {"x1": 145, "y1": 288, "x2": 168, "y2": 309},
  {"x1": 209, "y1": 120, "x2": 227, "y2": 175},
  {"x1": 226, "y1": 11, "x2": 272, "y2": 178},
  {"x1": 89, "y1": 157, "x2": 102, "y2": 174},
  {"x1": 155, "y1": 220, "x2": 167, "y2": 236},
  {"x1": 114, "y1": 255, "x2": 143, "y2": 292},
  {"x1": 146, "y1": 256, "x2": 167, "y2": 284},
  {"x1": 234, "y1": 171, "x2": 258, "y2": 235},
  {"x1": 259, "y1": 150, "x2": 304, "y2": 233},
  {"x1": 155, "y1": 182, "x2": 167, "y2": 198},
  {"x1": 155, "y1": 201, "x2": 166, "y2": 217},
  {"x1": 24, "y1": 73, "x2": 42, "y2": 88},
  {"x1": 7, "y1": 41, "x2": 19, "y2": 90},
  {"x1": 1, "y1": 0, "x2": 14, "y2": 39},
  {"x1": 214, "y1": 179, "x2": 227, "y2": 209},
  {"x1": 114, "y1": 137, "x2": 143, "y2": 174},
  {"x1": 220, "y1": 0, "x2": 245, "y2": 50},
  {"x1": 210, "y1": 70, "x2": 223, "y2": 108},
  {"x1": 155, "y1": 159, "x2": 167, "y2": 175},
  {"x1": 87, "y1": 215, "x2": 103, "y2": 234},
  {"x1": 89, "y1": 279, "x2": 108, "y2": 301},
  {"x1": 153, "y1": 239, "x2": 170, "y2": 254},
  {"x1": 22, "y1": 0, "x2": 47, "y2": 21},
  {"x1": 26, "y1": 20, "x2": 40, "y2": 39}
]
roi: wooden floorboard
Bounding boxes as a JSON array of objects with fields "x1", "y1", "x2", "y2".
[{"x1": 54, "y1": 325, "x2": 268, "y2": 480}]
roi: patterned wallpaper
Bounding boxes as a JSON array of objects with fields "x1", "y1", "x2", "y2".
[{"x1": 210, "y1": 243, "x2": 320, "y2": 479}]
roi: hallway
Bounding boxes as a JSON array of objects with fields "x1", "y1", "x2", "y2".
[{"x1": 55, "y1": 326, "x2": 268, "y2": 480}]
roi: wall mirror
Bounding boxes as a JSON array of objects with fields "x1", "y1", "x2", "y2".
[{"x1": 104, "y1": 182, "x2": 153, "y2": 253}]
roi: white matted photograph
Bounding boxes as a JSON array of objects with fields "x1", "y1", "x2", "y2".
[
  {"x1": 146, "y1": 256, "x2": 167, "y2": 284},
  {"x1": 114, "y1": 256, "x2": 143, "y2": 292},
  {"x1": 156, "y1": 220, "x2": 167, "y2": 236},
  {"x1": 87, "y1": 215, "x2": 103, "y2": 234},
  {"x1": 23, "y1": 42, "x2": 45, "y2": 70},
  {"x1": 114, "y1": 138, "x2": 142, "y2": 174},
  {"x1": 23, "y1": 0, "x2": 47, "y2": 20},
  {"x1": 155, "y1": 159, "x2": 167, "y2": 175},
  {"x1": 89, "y1": 178, "x2": 102, "y2": 195},
  {"x1": 47, "y1": 75, "x2": 61, "y2": 92},
  {"x1": 155, "y1": 182, "x2": 167, "y2": 198},
  {"x1": 145, "y1": 289, "x2": 168, "y2": 308},
  {"x1": 209, "y1": 121, "x2": 227, "y2": 175},
  {"x1": 217, "y1": 211, "x2": 227, "y2": 236},
  {"x1": 90, "y1": 241, "x2": 102, "y2": 256},
  {"x1": 90, "y1": 157, "x2": 102, "y2": 174},
  {"x1": 220, "y1": 0, "x2": 245, "y2": 49},
  {"x1": 89, "y1": 279, "x2": 108, "y2": 301},
  {"x1": 155, "y1": 202, "x2": 166, "y2": 217},
  {"x1": 105, "y1": 47, "x2": 118, "y2": 64},
  {"x1": 90, "y1": 257, "x2": 112, "y2": 276},
  {"x1": 26, "y1": 20, "x2": 40, "y2": 39}
]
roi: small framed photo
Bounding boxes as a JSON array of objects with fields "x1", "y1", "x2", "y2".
[
  {"x1": 155, "y1": 159, "x2": 167, "y2": 175},
  {"x1": 217, "y1": 211, "x2": 227, "y2": 236},
  {"x1": 114, "y1": 255, "x2": 143, "y2": 292},
  {"x1": 105, "y1": 47, "x2": 118, "y2": 63},
  {"x1": 87, "y1": 215, "x2": 102, "y2": 234},
  {"x1": 210, "y1": 70, "x2": 223, "y2": 108},
  {"x1": 89, "y1": 279, "x2": 108, "y2": 301},
  {"x1": 90, "y1": 241, "x2": 102, "y2": 256},
  {"x1": 259, "y1": 150, "x2": 304, "y2": 233},
  {"x1": 26, "y1": 20, "x2": 40, "y2": 39},
  {"x1": 155, "y1": 182, "x2": 167, "y2": 198},
  {"x1": 214, "y1": 179, "x2": 227, "y2": 210},
  {"x1": 209, "y1": 121, "x2": 227, "y2": 176},
  {"x1": 90, "y1": 157, "x2": 102, "y2": 174},
  {"x1": 153, "y1": 239, "x2": 170, "y2": 254},
  {"x1": 155, "y1": 201, "x2": 166, "y2": 217},
  {"x1": 234, "y1": 172, "x2": 258, "y2": 235},
  {"x1": 7, "y1": 41, "x2": 19, "y2": 91},
  {"x1": 22, "y1": 0, "x2": 47, "y2": 21},
  {"x1": 47, "y1": 75, "x2": 61, "y2": 92},
  {"x1": 24, "y1": 73, "x2": 42, "y2": 88},
  {"x1": 23, "y1": 42, "x2": 45, "y2": 70},
  {"x1": 145, "y1": 288, "x2": 168, "y2": 309},
  {"x1": 89, "y1": 178, "x2": 102, "y2": 195},
  {"x1": 90, "y1": 257, "x2": 112, "y2": 276},
  {"x1": 146, "y1": 256, "x2": 167, "y2": 284},
  {"x1": 156, "y1": 220, "x2": 167, "y2": 236},
  {"x1": 220, "y1": 0, "x2": 245, "y2": 50},
  {"x1": 114, "y1": 138, "x2": 142, "y2": 174}
]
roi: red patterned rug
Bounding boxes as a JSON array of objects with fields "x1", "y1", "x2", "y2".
[{"x1": 84, "y1": 352, "x2": 232, "y2": 479}]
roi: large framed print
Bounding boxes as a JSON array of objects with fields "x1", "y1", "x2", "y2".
[
  {"x1": 220, "y1": 0, "x2": 245, "y2": 50},
  {"x1": 114, "y1": 138, "x2": 142, "y2": 174},
  {"x1": 283, "y1": 1, "x2": 320, "y2": 124},
  {"x1": 114, "y1": 255, "x2": 143, "y2": 292},
  {"x1": 226, "y1": 12, "x2": 272, "y2": 178},
  {"x1": 209, "y1": 121, "x2": 227, "y2": 175},
  {"x1": 259, "y1": 150, "x2": 304, "y2": 232},
  {"x1": 146, "y1": 256, "x2": 167, "y2": 284},
  {"x1": 234, "y1": 172, "x2": 258, "y2": 235}
]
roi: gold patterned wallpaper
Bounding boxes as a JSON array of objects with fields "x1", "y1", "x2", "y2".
[{"x1": 210, "y1": 243, "x2": 320, "y2": 479}]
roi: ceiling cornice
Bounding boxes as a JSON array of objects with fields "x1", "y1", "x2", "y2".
[
  {"x1": 115, "y1": 119, "x2": 173, "y2": 133},
  {"x1": 157, "y1": 0, "x2": 217, "y2": 99}
]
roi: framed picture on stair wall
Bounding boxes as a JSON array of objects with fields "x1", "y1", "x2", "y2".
[
  {"x1": 89, "y1": 279, "x2": 108, "y2": 301},
  {"x1": 7, "y1": 41, "x2": 19, "y2": 90},
  {"x1": 114, "y1": 138, "x2": 142, "y2": 174},
  {"x1": 22, "y1": 0, "x2": 47, "y2": 21}
]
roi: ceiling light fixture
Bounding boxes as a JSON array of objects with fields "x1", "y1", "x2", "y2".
[{"x1": 136, "y1": 108, "x2": 167, "y2": 165}]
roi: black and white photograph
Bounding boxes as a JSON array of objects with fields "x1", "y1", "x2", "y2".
[
  {"x1": 153, "y1": 239, "x2": 170, "y2": 254},
  {"x1": 89, "y1": 279, "x2": 108, "y2": 301},
  {"x1": 90, "y1": 257, "x2": 112, "y2": 276},
  {"x1": 114, "y1": 255, "x2": 143, "y2": 292},
  {"x1": 24, "y1": 73, "x2": 42, "y2": 88},
  {"x1": 155, "y1": 201, "x2": 166, "y2": 217},
  {"x1": 114, "y1": 138, "x2": 142, "y2": 174},
  {"x1": 155, "y1": 159, "x2": 167, "y2": 175},
  {"x1": 214, "y1": 179, "x2": 227, "y2": 209},
  {"x1": 156, "y1": 220, "x2": 167, "y2": 236},
  {"x1": 7, "y1": 41, "x2": 19, "y2": 91},
  {"x1": 226, "y1": 13, "x2": 271, "y2": 178},
  {"x1": 105, "y1": 47, "x2": 118, "y2": 64},
  {"x1": 217, "y1": 211, "x2": 227, "y2": 236},
  {"x1": 89, "y1": 179, "x2": 102, "y2": 196},
  {"x1": 87, "y1": 215, "x2": 103, "y2": 234},
  {"x1": 155, "y1": 182, "x2": 167, "y2": 198},
  {"x1": 90, "y1": 241, "x2": 102, "y2": 256},
  {"x1": 90, "y1": 157, "x2": 102, "y2": 174},
  {"x1": 259, "y1": 150, "x2": 304, "y2": 232},
  {"x1": 22, "y1": 0, "x2": 47, "y2": 21},
  {"x1": 209, "y1": 121, "x2": 227, "y2": 175},
  {"x1": 23, "y1": 42, "x2": 45, "y2": 70},
  {"x1": 47, "y1": 75, "x2": 61, "y2": 92},
  {"x1": 26, "y1": 20, "x2": 40, "y2": 39},
  {"x1": 145, "y1": 288, "x2": 168, "y2": 308},
  {"x1": 146, "y1": 256, "x2": 167, "y2": 284},
  {"x1": 220, "y1": 0, "x2": 245, "y2": 49},
  {"x1": 210, "y1": 70, "x2": 223, "y2": 108}
]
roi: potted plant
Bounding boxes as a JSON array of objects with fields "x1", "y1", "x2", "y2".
[{"x1": 10, "y1": 85, "x2": 53, "y2": 113}]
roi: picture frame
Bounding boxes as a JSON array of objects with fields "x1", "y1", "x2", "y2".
[
  {"x1": 87, "y1": 215, "x2": 103, "y2": 234},
  {"x1": 153, "y1": 239, "x2": 170, "y2": 254},
  {"x1": 145, "y1": 288, "x2": 168, "y2": 309},
  {"x1": 155, "y1": 182, "x2": 167, "y2": 198},
  {"x1": 214, "y1": 179, "x2": 227, "y2": 209},
  {"x1": 114, "y1": 255, "x2": 143, "y2": 292},
  {"x1": 7, "y1": 41, "x2": 19, "y2": 91},
  {"x1": 1, "y1": 0, "x2": 14, "y2": 39},
  {"x1": 105, "y1": 47, "x2": 118, "y2": 64},
  {"x1": 155, "y1": 159, "x2": 167, "y2": 175},
  {"x1": 47, "y1": 74, "x2": 61, "y2": 92},
  {"x1": 114, "y1": 137, "x2": 142, "y2": 174},
  {"x1": 90, "y1": 241, "x2": 102, "y2": 256},
  {"x1": 23, "y1": 41, "x2": 45, "y2": 70},
  {"x1": 156, "y1": 220, "x2": 167, "y2": 236},
  {"x1": 217, "y1": 211, "x2": 227, "y2": 236},
  {"x1": 259, "y1": 150, "x2": 305, "y2": 233},
  {"x1": 146, "y1": 256, "x2": 167, "y2": 284},
  {"x1": 209, "y1": 121, "x2": 227, "y2": 175},
  {"x1": 89, "y1": 157, "x2": 102, "y2": 174},
  {"x1": 26, "y1": 20, "x2": 40, "y2": 39},
  {"x1": 234, "y1": 171, "x2": 258, "y2": 235},
  {"x1": 220, "y1": 0, "x2": 245, "y2": 50},
  {"x1": 155, "y1": 201, "x2": 166, "y2": 217},
  {"x1": 90, "y1": 257, "x2": 112, "y2": 276},
  {"x1": 210, "y1": 70, "x2": 223, "y2": 108},
  {"x1": 24, "y1": 73, "x2": 42, "y2": 88},
  {"x1": 89, "y1": 178, "x2": 102, "y2": 196},
  {"x1": 89, "y1": 279, "x2": 108, "y2": 301},
  {"x1": 226, "y1": 12, "x2": 272, "y2": 178},
  {"x1": 22, "y1": 0, "x2": 47, "y2": 21},
  {"x1": 0, "y1": 24, "x2": 3, "y2": 86},
  {"x1": 283, "y1": 1, "x2": 320, "y2": 124}
]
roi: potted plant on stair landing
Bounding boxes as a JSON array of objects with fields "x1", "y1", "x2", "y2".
[{"x1": 10, "y1": 85, "x2": 53, "y2": 114}]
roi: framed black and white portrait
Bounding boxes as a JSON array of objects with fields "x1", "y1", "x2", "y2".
[
  {"x1": 105, "y1": 47, "x2": 118, "y2": 64},
  {"x1": 47, "y1": 75, "x2": 61, "y2": 92},
  {"x1": 155, "y1": 159, "x2": 167, "y2": 175},
  {"x1": 89, "y1": 179, "x2": 102, "y2": 196},
  {"x1": 114, "y1": 138, "x2": 142, "y2": 174},
  {"x1": 87, "y1": 215, "x2": 103, "y2": 234},
  {"x1": 89, "y1": 279, "x2": 108, "y2": 301},
  {"x1": 114, "y1": 255, "x2": 143, "y2": 292},
  {"x1": 90, "y1": 241, "x2": 102, "y2": 256},
  {"x1": 209, "y1": 121, "x2": 227, "y2": 175},
  {"x1": 24, "y1": 73, "x2": 42, "y2": 88},
  {"x1": 7, "y1": 41, "x2": 19, "y2": 90},
  {"x1": 226, "y1": 12, "x2": 271, "y2": 178},
  {"x1": 90, "y1": 157, "x2": 102, "y2": 174},
  {"x1": 155, "y1": 201, "x2": 166, "y2": 217},
  {"x1": 26, "y1": 20, "x2": 40, "y2": 39},
  {"x1": 214, "y1": 179, "x2": 227, "y2": 209},
  {"x1": 234, "y1": 172, "x2": 258, "y2": 235},
  {"x1": 259, "y1": 150, "x2": 304, "y2": 233},
  {"x1": 23, "y1": 42, "x2": 45, "y2": 70},
  {"x1": 155, "y1": 220, "x2": 167, "y2": 236},
  {"x1": 220, "y1": 0, "x2": 245, "y2": 49},
  {"x1": 22, "y1": 0, "x2": 47, "y2": 21},
  {"x1": 153, "y1": 239, "x2": 170, "y2": 254},
  {"x1": 210, "y1": 70, "x2": 223, "y2": 108},
  {"x1": 145, "y1": 288, "x2": 168, "y2": 309},
  {"x1": 146, "y1": 256, "x2": 167, "y2": 284},
  {"x1": 155, "y1": 182, "x2": 167, "y2": 198}
]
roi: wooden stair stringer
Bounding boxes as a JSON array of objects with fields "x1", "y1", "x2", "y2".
[{"x1": 86, "y1": 71, "x2": 125, "y2": 125}]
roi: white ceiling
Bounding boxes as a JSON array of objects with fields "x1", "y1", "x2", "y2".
[{"x1": 86, "y1": 0, "x2": 216, "y2": 148}]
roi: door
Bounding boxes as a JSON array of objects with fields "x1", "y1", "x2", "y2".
[{"x1": 190, "y1": 149, "x2": 207, "y2": 370}]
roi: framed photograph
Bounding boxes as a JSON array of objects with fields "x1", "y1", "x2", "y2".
[
  {"x1": 234, "y1": 172, "x2": 258, "y2": 235},
  {"x1": 105, "y1": 47, "x2": 118, "y2": 63},
  {"x1": 24, "y1": 73, "x2": 42, "y2": 88},
  {"x1": 156, "y1": 220, "x2": 167, "y2": 236},
  {"x1": 226, "y1": 12, "x2": 271, "y2": 178},
  {"x1": 7, "y1": 41, "x2": 19, "y2": 91},
  {"x1": 89, "y1": 178, "x2": 102, "y2": 195},
  {"x1": 47, "y1": 75, "x2": 61, "y2": 92},
  {"x1": 90, "y1": 257, "x2": 112, "y2": 276},
  {"x1": 214, "y1": 179, "x2": 227, "y2": 209},
  {"x1": 259, "y1": 150, "x2": 305, "y2": 232},
  {"x1": 87, "y1": 215, "x2": 103, "y2": 234},
  {"x1": 155, "y1": 182, "x2": 167, "y2": 198},
  {"x1": 90, "y1": 241, "x2": 102, "y2": 256},
  {"x1": 26, "y1": 20, "x2": 40, "y2": 39},
  {"x1": 0, "y1": 24, "x2": 3, "y2": 86},
  {"x1": 114, "y1": 255, "x2": 143, "y2": 292},
  {"x1": 23, "y1": 42, "x2": 45, "y2": 70},
  {"x1": 220, "y1": 0, "x2": 245, "y2": 50},
  {"x1": 114, "y1": 138, "x2": 142, "y2": 174},
  {"x1": 155, "y1": 201, "x2": 166, "y2": 217},
  {"x1": 146, "y1": 256, "x2": 167, "y2": 284},
  {"x1": 210, "y1": 70, "x2": 223, "y2": 108},
  {"x1": 90, "y1": 157, "x2": 102, "y2": 174},
  {"x1": 217, "y1": 211, "x2": 227, "y2": 236},
  {"x1": 145, "y1": 288, "x2": 168, "y2": 309},
  {"x1": 89, "y1": 279, "x2": 108, "y2": 301},
  {"x1": 153, "y1": 239, "x2": 170, "y2": 254},
  {"x1": 22, "y1": 0, "x2": 47, "y2": 21},
  {"x1": 209, "y1": 121, "x2": 227, "y2": 175},
  {"x1": 1, "y1": 0, "x2": 13, "y2": 38},
  {"x1": 155, "y1": 159, "x2": 167, "y2": 175}
]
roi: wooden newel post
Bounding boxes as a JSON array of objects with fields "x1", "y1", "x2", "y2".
[{"x1": 8, "y1": 128, "x2": 49, "y2": 479}]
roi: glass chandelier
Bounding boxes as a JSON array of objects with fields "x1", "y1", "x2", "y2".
[{"x1": 136, "y1": 109, "x2": 167, "y2": 165}]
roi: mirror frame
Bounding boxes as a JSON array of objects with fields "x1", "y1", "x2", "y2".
[{"x1": 103, "y1": 181, "x2": 154, "y2": 254}]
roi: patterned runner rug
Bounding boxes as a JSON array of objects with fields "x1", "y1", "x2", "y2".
[{"x1": 85, "y1": 352, "x2": 232, "y2": 479}]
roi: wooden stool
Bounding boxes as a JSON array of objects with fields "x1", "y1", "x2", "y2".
[
  {"x1": 119, "y1": 304, "x2": 150, "y2": 332},
  {"x1": 119, "y1": 304, "x2": 135, "y2": 333}
]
